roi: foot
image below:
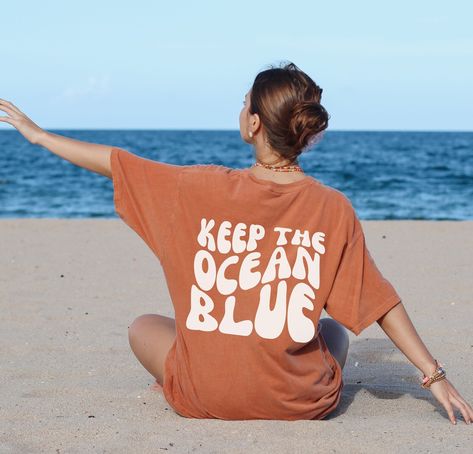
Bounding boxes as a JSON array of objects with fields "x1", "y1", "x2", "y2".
[{"x1": 150, "y1": 378, "x2": 163, "y2": 393}]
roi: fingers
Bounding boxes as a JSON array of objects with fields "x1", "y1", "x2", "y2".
[
  {"x1": 0, "y1": 99, "x2": 23, "y2": 116},
  {"x1": 0, "y1": 117, "x2": 14, "y2": 125},
  {"x1": 443, "y1": 394, "x2": 472, "y2": 425},
  {"x1": 0, "y1": 103, "x2": 18, "y2": 119},
  {"x1": 0, "y1": 100, "x2": 17, "y2": 124},
  {"x1": 445, "y1": 380, "x2": 473, "y2": 424},
  {"x1": 443, "y1": 399, "x2": 458, "y2": 425},
  {"x1": 465, "y1": 401, "x2": 473, "y2": 421},
  {"x1": 450, "y1": 396, "x2": 473, "y2": 425},
  {"x1": 150, "y1": 380, "x2": 164, "y2": 393}
]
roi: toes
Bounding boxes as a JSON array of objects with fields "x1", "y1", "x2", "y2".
[{"x1": 150, "y1": 380, "x2": 164, "y2": 392}]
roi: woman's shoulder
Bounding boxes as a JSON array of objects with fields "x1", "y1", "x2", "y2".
[
  {"x1": 307, "y1": 176, "x2": 355, "y2": 210},
  {"x1": 181, "y1": 163, "x2": 236, "y2": 174},
  {"x1": 180, "y1": 163, "x2": 243, "y2": 182},
  {"x1": 180, "y1": 163, "x2": 355, "y2": 210}
]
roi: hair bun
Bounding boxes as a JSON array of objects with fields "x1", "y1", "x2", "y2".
[
  {"x1": 288, "y1": 101, "x2": 329, "y2": 152},
  {"x1": 249, "y1": 61, "x2": 330, "y2": 162}
]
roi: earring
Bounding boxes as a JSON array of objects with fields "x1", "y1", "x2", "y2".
[{"x1": 249, "y1": 131, "x2": 253, "y2": 138}]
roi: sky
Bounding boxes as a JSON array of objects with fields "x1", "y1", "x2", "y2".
[{"x1": 1, "y1": 0, "x2": 472, "y2": 131}]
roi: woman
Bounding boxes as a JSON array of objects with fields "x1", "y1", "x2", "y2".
[{"x1": 1, "y1": 61, "x2": 471, "y2": 424}]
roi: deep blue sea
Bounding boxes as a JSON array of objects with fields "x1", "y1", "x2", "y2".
[{"x1": 0, "y1": 130, "x2": 472, "y2": 220}]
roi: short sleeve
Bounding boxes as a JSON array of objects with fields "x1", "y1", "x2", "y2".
[
  {"x1": 110, "y1": 147, "x2": 184, "y2": 262},
  {"x1": 323, "y1": 214, "x2": 402, "y2": 336}
]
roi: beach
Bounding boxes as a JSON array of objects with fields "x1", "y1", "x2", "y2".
[{"x1": 1, "y1": 219, "x2": 472, "y2": 453}]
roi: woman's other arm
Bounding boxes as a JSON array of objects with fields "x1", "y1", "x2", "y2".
[
  {"x1": 0, "y1": 98, "x2": 112, "y2": 178},
  {"x1": 36, "y1": 131, "x2": 112, "y2": 178},
  {"x1": 377, "y1": 302, "x2": 473, "y2": 425}
]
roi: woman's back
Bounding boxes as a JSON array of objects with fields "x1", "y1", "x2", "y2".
[{"x1": 111, "y1": 146, "x2": 401, "y2": 420}]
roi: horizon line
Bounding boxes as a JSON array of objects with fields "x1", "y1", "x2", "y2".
[{"x1": 1, "y1": 128, "x2": 472, "y2": 133}]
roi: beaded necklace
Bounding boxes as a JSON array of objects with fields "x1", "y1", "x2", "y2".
[{"x1": 252, "y1": 159, "x2": 304, "y2": 173}]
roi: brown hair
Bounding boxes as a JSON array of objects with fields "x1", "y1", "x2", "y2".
[{"x1": 249, "y1": 61, "x2": 329, "y2": 164}]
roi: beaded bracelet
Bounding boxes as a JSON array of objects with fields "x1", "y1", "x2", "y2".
[{"x1": 421, "y1": 359, "x2": 447, "y2": 389}]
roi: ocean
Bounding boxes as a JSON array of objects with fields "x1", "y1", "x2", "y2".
[{"x1": 0, "y1": 130, "x2": 472, "y2": 220}]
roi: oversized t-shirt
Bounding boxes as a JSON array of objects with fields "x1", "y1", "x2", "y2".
[{"x1": 110, "y1": 146, "x2": 402, "y2": 421}]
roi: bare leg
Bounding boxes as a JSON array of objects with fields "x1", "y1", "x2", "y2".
[
  {"x1": 128, "y1": 314, "x2": 176, "y2": 391},
  {"x1": 127, "y1": 314, "x2": 349, "y2": 392},
  {"x1": 319, "y1": 317, "x2": 350, "y2": 369}
]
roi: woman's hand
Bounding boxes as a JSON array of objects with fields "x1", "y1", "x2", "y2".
[
  {"x1": 1, "y1": 98, "x2": 112, "y2": 176},
  {"x1": 0, "y1": 98, "x2": 46, "y2": 145},
  {"x1": 376, "y1": 303, "x2": 472, "y2": 425},
  {"x1": 429, "y1": 378, "x2": 473, "y2": 425}
]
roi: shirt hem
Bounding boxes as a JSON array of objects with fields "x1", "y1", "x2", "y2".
[{"x1": 350, "y1": 294, "x2": 402, "y2": 336}]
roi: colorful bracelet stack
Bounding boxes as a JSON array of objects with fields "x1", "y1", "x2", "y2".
[{"x1": 421, "y1": 359, "x2": 447, "y2": 389}]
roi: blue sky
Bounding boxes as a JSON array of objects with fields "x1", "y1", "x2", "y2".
[{"x1": 1, "y1": 1, "x2": 472, "y2": 131}]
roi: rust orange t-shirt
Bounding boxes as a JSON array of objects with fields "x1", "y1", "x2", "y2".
[{"x1": 110, "y1": 146, "x2": 402, "y2": 421}]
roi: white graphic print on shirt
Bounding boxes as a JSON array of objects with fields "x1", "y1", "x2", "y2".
[{"x1": 186, "y1": 217, "x2": 326, "y2": 343}]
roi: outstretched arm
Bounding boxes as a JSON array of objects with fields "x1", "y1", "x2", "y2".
[
  {"x1": 377, "y1": 302, "x2": 473, "y2": 425},
  {"x1": 36, "y1": 131, "x2": 112, "y2": 178},
  {"x1": 0, "y1": 98, "x2": 112, "y2": 178}
]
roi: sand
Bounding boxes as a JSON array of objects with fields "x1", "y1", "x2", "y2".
[{"x1": 1, "y1": 219, "x2": 472, "y2": 453}]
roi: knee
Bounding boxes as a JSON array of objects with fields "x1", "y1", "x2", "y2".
[
  {"x1": 128, "y1": 314, "x2": 154, "y2": 340},
  {"x1": 319, "y1": 317, "x2": 349, "y2": 344},
  {"x1": 319, "y1": 317, "x2": 341, "y2": 330}
]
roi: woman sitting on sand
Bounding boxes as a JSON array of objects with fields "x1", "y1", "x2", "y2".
[{"x1": 1, "y1": 61, "x2": 472, "y2": 424}]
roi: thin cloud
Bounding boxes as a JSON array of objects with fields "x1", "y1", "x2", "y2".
[{"x1": 59, "y1": 75, "x2": 111, "y2": 101}]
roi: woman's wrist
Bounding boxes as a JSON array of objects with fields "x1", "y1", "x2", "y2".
[
  {"x1": 419, "y1": 358, "x2": 439, "y2": 378},
  {"x1": 34, "y1": 129, "x2": 50, "y2": 146},
  {"x1": 420, "y1": 359, "x2": 447, "y2": 388}
]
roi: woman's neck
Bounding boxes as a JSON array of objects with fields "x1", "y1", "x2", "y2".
[{"x1": 248, "y1": 165, "x2": 308, "y2": 183}]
